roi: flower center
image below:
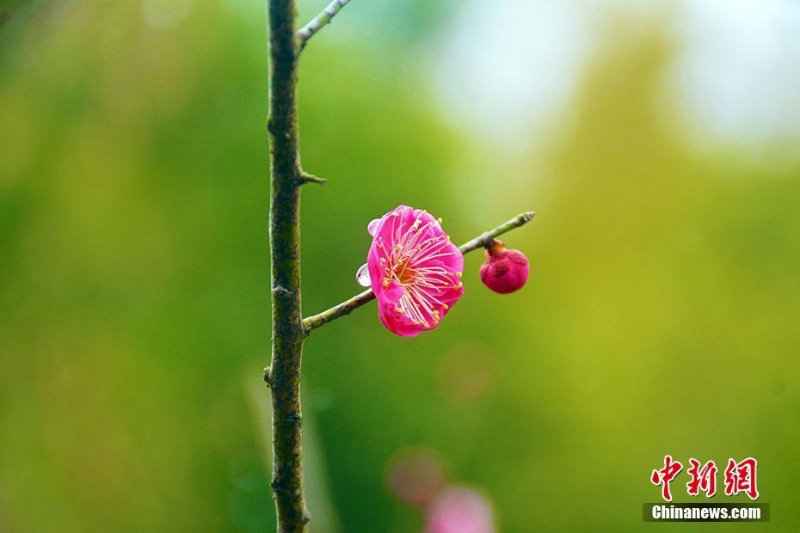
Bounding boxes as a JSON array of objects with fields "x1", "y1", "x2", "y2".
[{"x1": 395, "y1": 259, "x2": 416, "y2": 285}]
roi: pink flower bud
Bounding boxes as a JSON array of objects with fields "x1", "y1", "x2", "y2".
[{"x1": 479, "y1": 241, "x2": 529, "y2": 294}]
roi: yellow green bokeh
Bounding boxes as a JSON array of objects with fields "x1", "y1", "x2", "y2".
[{"x1": 1, "y1": 1, "x2": 798, "y2": 531}]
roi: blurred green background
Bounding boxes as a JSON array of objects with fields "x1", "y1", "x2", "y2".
[{"x1": 1, "y1": 1, "x2": 799, "y2": 531}]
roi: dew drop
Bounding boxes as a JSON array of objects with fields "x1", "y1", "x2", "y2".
[
  {"x1": 356, "y1": 263, "x2": 371, "y2": 287},
  {"x1": 367, "y1": 218, "x2": 382, "y2": 236}
]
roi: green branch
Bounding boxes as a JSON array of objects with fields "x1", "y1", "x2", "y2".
[
  {"x1": 297, "y1": 0, "x2": 351, "y2": 50},
  {"x1": 302, "y1": 211, "x2": 535, "y2": 332},
  {"x1": 266, "y1": 0, "x2": 309, "y2": 531}
]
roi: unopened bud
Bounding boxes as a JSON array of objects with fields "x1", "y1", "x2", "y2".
[{"x1": 479, "y1": 240, "x2": 529, "y2": 294}]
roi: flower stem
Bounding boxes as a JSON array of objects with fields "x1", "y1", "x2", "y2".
[
  {"x1": 457, "y1": 211, "x2": 535, "y2": 254},
  {"x1": 302, "y1": 211, "x2": 535, "y2": 332}
]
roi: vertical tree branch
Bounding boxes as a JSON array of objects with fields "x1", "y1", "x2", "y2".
[{"x1": 266, "y1": 0, "x2": 309, "y2": 531}]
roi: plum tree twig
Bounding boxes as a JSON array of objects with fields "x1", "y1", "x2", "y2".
[
  {"x1": 302, "y1": 211, "x2": 536, "y2": 332},
  {"x1": 265, "y1": 0, "x2": 309, "y2": 531},
  {"x1": 297, "y1": 0, "x2": 350, "y2": 50}
]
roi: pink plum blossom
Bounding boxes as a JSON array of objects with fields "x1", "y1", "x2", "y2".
[
  {"x1": 479, "y1": 241, "x2": 529, "y2": 294},
  {"x1": 356, "y1": 205, "x2": 464, "y2": 337}
]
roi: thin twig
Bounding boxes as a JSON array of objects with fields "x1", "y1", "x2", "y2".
[
  {"x1": 297, "y1": 0, "x2": 350, "y2": 49},
  {"x1": 303, "y1": 289, "x2": 376, "y2": 331},
  {"x1": 302, "y1": 211, "x2": 536, "y2": 332},
  {"x1": 458, "y1": 211, "x2": 535, "y2": 254}
]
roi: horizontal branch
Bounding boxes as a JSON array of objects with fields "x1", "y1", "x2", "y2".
[
  {"x1": 302, "y1": 288, "x2": 375, "y2": 331},
  {"x1": 302, "y1": 211, "x2": 535, "y2": 332},
  {"x1": 297, "y1": 0, "x2": 350, "y2": 49}
]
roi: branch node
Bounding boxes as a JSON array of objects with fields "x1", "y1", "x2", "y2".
[
  {"x1": 273, "y1": 285, "x2": 293, "y2": 297},
  {"x1": 478, "y1": 231, "x2": 493, "y2": 248},
  {"x1": 263, "y1": 367, "x2": 271, "y2": 387}
]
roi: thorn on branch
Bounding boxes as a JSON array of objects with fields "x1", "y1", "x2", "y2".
[
  {"x1": 296, "y1": 171, "x2": 327, "y2": 186},
  {"x1": 263, "y1": 367, "x2": 271, "y2": 386}
]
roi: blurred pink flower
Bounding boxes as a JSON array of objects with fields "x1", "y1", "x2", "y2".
[
  {"x1": 479, "y1": 241, "x2": 529, "y2": 294},
  {"x1": 386, "y1": 448, "x2": 445, "y2": 506},
  {"x1": 356, "y1": 205, "x2": 463, "y2": 337},
  {"x1": 425, "y1": 486, "x2": 495, "y2": 533}
]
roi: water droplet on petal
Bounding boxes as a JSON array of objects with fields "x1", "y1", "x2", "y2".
[
  {"x1": 356, "y1": 263, "x2": 371, "y2": 287},
  {"x1": 367, "y1": 218, "x2": 382, "y2": 236}
]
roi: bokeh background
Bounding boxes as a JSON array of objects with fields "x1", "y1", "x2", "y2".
[{"x1": 1, "y1": 0, "x2": 799, "y2": 531}]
